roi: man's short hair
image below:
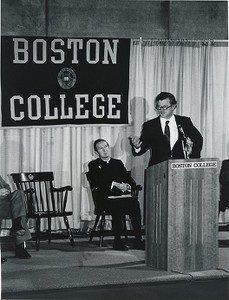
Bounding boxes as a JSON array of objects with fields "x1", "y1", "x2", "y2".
[
  {"x1": 93, "y1": 139, "x2": 109, "y2": 152},
  {"x1": 155, "y1": 92, "x2": 177, "y2": 105}
]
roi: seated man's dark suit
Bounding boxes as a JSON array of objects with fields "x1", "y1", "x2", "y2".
[
  {"x1": 88, "y1": 158, "x2": 142, "y2": 243},
  {"x1": 219, "y1": 159, "x2": 229, "y2": 212},
  {"x1": 133, "y1": 115, "x2": 203, "y2": 166}
]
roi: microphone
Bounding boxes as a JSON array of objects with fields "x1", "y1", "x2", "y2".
[
  {"x1": 178, "y1": 124, "x2": 193, "y2": 159},
  {"x1": 178, "y1": 124, "x2": 187, "y2": 140},
  {"x1": 178, "y1": 124, "x2": 188, "y2": 159}
]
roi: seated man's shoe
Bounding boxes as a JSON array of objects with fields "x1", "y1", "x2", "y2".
[
  {"x1": 1, "y1": 257, "x2": 7, "y2": 263},
  {"x1": 113, "y1": 239, "x2": 128, "y2": 251},
  {"x1": 15, "y1": 244, "x2": 31, "y2": 259},
  {"x1": 133, "y1": 239, "x2": 145, "y2": 250},
  {"x1": 10, "y1": 228, "x2": 26, "y2": 237}
]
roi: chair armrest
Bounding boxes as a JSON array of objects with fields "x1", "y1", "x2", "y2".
[
  {"x1": 24, "y1": 188, "x2": 35, "y2": 195},
  {"x1": 131, "y1": 185, "x2": 142, "y2": 197},
  {"x1": 52, "y1": 185, "x2": 73, "y2": 192},
  {"x1": 135, "y1": 185, "x2": 142, "y2": 191}
]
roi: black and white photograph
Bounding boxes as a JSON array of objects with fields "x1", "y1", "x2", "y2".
[{"x1": 0, "y1": 1, "x2": 228, "y2": 299}]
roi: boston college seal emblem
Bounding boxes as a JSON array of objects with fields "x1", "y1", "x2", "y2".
[{"x1": 57, "y1": 67, "x2": 76, "y2": 89}]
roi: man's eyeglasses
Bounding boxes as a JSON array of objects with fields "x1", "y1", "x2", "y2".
[{"x1": 156, "y1": 105, "x2": 173, "y2": 111}]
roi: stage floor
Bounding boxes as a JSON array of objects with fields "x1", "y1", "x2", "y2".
[{"x1": 1, "y1": 228, "x2": 229, "y2": 299}]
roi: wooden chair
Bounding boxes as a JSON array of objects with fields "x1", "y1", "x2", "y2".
[
  {"x1": 11, "y1": 172, "x2": 75, "y2": 250},
  {"x1": 85, "y1": 171, "x2": 142, "y2": 247}
]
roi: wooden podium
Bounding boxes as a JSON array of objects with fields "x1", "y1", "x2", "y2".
[{"x1": 145, "y1": 158, "x2": 219, "y2": 272}]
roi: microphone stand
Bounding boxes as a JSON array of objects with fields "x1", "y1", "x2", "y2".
[
  {"x1": 179, "y1": 125, "x2": 189, "y2": 159},
  {"x1": 181, "y1": 139, "x2": 188, "y2": 159}
]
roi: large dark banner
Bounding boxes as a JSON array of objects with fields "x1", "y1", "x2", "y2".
[{"x1": 1, "y1": 36, "x2": 130, "y2": 127}]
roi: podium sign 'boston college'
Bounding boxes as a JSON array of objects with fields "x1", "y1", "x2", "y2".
[{"x1": 1, "y1": 36, "x2": 130, "y2": 127}]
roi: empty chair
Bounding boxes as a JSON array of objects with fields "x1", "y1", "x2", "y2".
[{"x1": 11, "y1": 172, "x2": 75, "y2": 250}]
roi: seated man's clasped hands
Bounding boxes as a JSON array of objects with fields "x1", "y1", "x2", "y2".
[
  {"x1": 0, "y1": 175, "x2": 32, "y2": 262},
  {"x1": 112, "y1": 182, "x2": 131, "y2": 193},
  {"x1": 88, "y1": 139, "x2": 144, "y2": 251}
]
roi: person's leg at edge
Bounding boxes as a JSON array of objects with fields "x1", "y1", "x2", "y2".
[{"x1": 7, "y1": 190, "x2": 32, "y2": 259}]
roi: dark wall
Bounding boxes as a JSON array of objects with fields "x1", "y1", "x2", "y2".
[
  {"x1": 1, "y1": 0, "x2": 228, "y2": 39},
  {"x1": 170, "y1": 1, "x2": 228, "y2": 40}
]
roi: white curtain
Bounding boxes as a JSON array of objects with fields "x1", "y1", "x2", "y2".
[{"x1": 1, "y1": 40, "x2": 228, "y2": 230}]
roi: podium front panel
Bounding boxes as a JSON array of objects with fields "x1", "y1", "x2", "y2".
[{"x1": 145, "y1": 158, "x2": 219, "y2": 272}]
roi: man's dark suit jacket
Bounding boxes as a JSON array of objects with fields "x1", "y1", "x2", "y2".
[
  {"x1": 88, "y1": 158, "x2": 136, "y2": 211},
  {"x1": 133, "y1": 115, "x2": 203, "y2": 166}
]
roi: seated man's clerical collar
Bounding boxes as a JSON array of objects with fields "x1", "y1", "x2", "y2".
[{"x1": 101, "y1": 157, "x2": 111, "y2": 163}]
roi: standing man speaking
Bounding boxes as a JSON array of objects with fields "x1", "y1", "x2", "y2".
[{"x1": 129, "y1": 92, "x2": 203, "y2": 166}]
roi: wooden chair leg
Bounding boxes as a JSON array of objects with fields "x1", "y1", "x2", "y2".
[
  {"x1": 48, "y1": 217, "x2": 52, "y2": 243},
  {"x1": 63, "y1": 216, "x2": 75, "y2": 247},
  {"x1": 89, "y1": 214, "x2": 101, "y2": 243},
  {"x1": 122, "y1": 216, "x2": 128, "y2": 242},
  {"x1": 99, "y1": 214, "x2": 106, "y2": 247},
  {"x1": 36, "y1": 218, "x2": 41, "y2": 251}
]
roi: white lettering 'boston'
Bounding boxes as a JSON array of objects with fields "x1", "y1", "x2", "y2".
[{"x1": 13, "y1": 38, "x2": 119, "y2": 65}]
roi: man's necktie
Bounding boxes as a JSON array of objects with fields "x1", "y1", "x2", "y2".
[{"x1": 164, "y1": 120, "x2": 170, "y2": 147}]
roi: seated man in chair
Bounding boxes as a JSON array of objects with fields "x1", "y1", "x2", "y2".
[
  {"x1": 0, "y1": 175, "x2": 32, "y2": 262},
  {"x1": 219, "y1": 159, "x2": 229, "y2": 218},
  {"x1": 88, "y1": 139, "x2": 144, "y2": 251}
]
